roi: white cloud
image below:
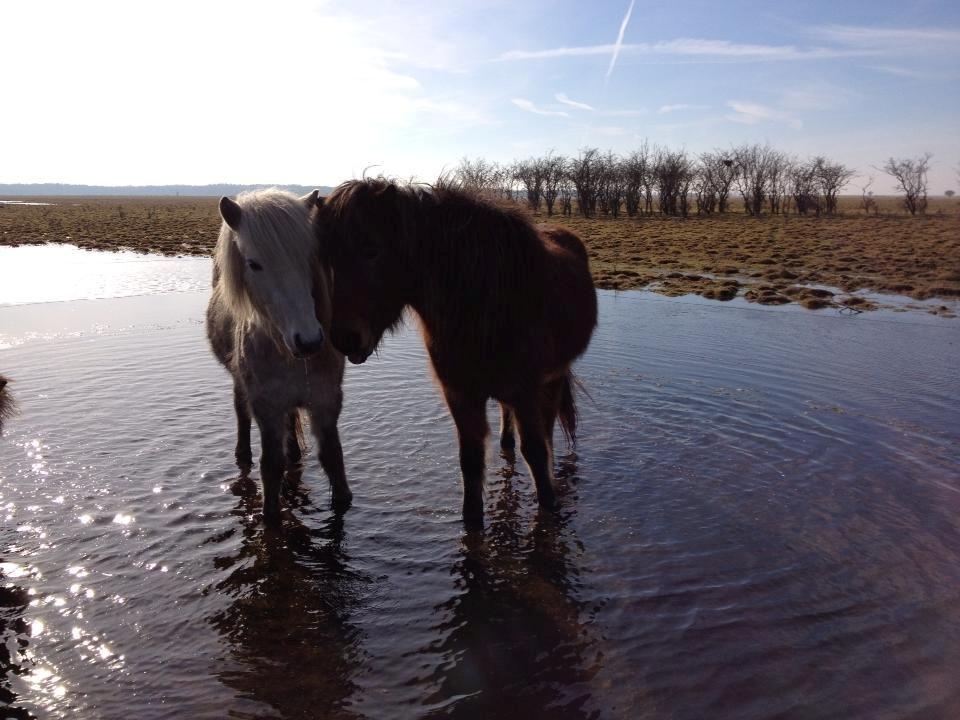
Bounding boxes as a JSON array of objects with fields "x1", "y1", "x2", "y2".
[
  {"x1": 498, "y1": 38, "x2": 863, "y2": 63},
  {"x1": 658, "y1": 104, "x2": 710, "y2": 114},
  {"x1": 778, "y1": 84, "x2": 857, "y2": 112},
  {"x1": 499, "y1": 44, "x2": 617, "y2": 61},
  {"x1": 812, "y1": 25, "x2": 960, "y2": 49},
  {"x1": 725, "y1": 101, "x2": 802, "y2": 129},
  {"x1": 555, "y1": 93, "x2": 594, "y2": 111},
  {"x1": 863, "y1": 65, "x2": 928, "y2": 79},
  {"x1": 603, "y1": 108, "x2": 649, "y2": 117},
  {"x1": 511, "y1": 98, "x2": 569, "y2": 117}
]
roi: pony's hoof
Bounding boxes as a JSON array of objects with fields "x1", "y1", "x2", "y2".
[
  {"x1": 235, "y1": 450, "x2": 253, "y2": 468},
  {"x1": 462, "y1": 511, "x2": 485, "y2": 531},
  {"x1": 286, "y1": 451, "x2": 303, "y2": 467},
  {"x1": 537, "y1": 493, "x2": 561, "y2": 512},
  {"x1": 331, "y1": 488, "x2": 353, "y2": 512},
  {"x1": 262, "y1": 499, "x2": 282, "y2": 525},
  {"x1": 462, "y1": 499, "x2": 485, "y2": 528}
]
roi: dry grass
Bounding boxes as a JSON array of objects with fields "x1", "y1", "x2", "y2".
[
  {"x1": 558, "y1": 196, "x2": 959, "y2": 316},
  {"x1": 0, "y1": 196, "x2": 219, "y2": 255},
  {"x1": 2, "y1": 195, "x2": 958, "y2": 315}
]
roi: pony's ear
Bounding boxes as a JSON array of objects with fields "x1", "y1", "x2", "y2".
[
  {"x1": 219, "y1": 196, "x2": 242, "y2": 231},
  {"x1": 301, "y1": 189, "x2": 323, "y2": 208}
]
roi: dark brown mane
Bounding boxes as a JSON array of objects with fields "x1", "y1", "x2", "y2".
[{"x1": 323, "y1": 178, "x2": 557, "y2": 351}]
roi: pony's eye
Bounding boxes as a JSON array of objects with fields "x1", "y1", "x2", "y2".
[{"x1": 247, "y1": 259, "x2": 263, "y2": 271}]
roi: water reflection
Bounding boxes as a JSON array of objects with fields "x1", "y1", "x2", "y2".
[
  {"x1": 208, "y1": 469, "x2": 370, "y2": 719},
  {"x1": 1, "y1": 273, "x2": 958, "y2": 718},
  {"x1": 417, "y1": 455, "x2": 601, "y2": 719},
  {"x1": 0, "y1": 564, "x2": 35, "y2": 719}
]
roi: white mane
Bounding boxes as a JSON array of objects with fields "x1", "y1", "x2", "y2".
[{"x1": 213, "y1": 188, "x2": 320, "y2": 326}]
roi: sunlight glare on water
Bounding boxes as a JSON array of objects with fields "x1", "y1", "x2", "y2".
[
  {"x1": 0, "y1": 244, "x2": 209, "y2": 306},
  {"x1": 0, "y1": 248, "x2": 958, "y2": 719}
]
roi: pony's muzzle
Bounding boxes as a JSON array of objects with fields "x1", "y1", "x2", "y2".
[
  {"x1": 332, "y1": 329, "x2": 365, "y2": 361},
  {"x1": 293, "y1": 329, "x2": 325, "y2": 358}
]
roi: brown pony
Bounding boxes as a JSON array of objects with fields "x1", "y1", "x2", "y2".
[{"x1": 316, "y1": 179, "x2": 597, "y2": 522}]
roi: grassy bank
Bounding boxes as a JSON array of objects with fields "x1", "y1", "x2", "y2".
[{"x1": 1, "y1": 195, "x2": 958, "y2": 315}]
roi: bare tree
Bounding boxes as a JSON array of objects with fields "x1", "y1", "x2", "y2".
[
  {"x1": 568, "y1": 148, "x2": 602, "y2": 218},
  {"x1": 488, "y1": 162, "x2": 513, "y2": 200},
  {"x1": 693, "y1": 164, "x2": 716, "y2": 215},
  {"x1": 541, "y1": 152, "x2": 566, "y2": 216},
  {"x1": 699, "y1": 151, "x2": 738, "y2": 213},
  {"x1": 558, "y1": 168, "x2": 575, "y2": 216},
  {"x1": 815, "y1": 157, "x2": 856, "y2": 215},
  {"x1": 654, "y1": 149, "x2": 694, "y2": 217},
  {"x1": 513, "y1": 157, "x2": 547, "y2": 213},
  {"x1": 859, "y1": 176, "x2": 878, "y2": 215},
  {"x1": 789, "y1": 158, "x2": 821, "y2": 215},
  {"x1": 766, "y1": 150, "x2": 792, "y2": 214},
  {"x1": 734, "y1": 143, "x2": 780, "y2": 216},
  {"x1": 453, "y1": 156, "x2": 496, "y2": 192},
  {"x1": 621, "y1": 142, "x2": 654, "y2": 217},
  {"x1": 622, "y1": 151, "x2": 643, "y2": 217},
  {"x1": 882, "y1": 153, "x2": 932, "y2": 215},
  {"x1": 596, "y1": 151, "x2": 627, "y2": 218}
]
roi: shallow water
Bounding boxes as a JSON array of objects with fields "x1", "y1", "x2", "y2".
[
  {"x1": 0, "y1": 244, "x2": 209, "y2": 307},
  {"x1": 1, "y1": 250, "x2": 959, "y2": 719}
]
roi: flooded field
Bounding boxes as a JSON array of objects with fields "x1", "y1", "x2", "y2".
[{"x1": 1, "y1": 249, "x2": 959, "y2": 719}]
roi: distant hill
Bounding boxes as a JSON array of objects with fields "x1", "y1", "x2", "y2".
[{"x1": 0, "y1": 183, "x2": 335, "y2": 197}]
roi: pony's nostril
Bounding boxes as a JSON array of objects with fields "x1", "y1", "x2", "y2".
[{"x1": 294, "y1": 330, "x2": 325, "y2": 357}]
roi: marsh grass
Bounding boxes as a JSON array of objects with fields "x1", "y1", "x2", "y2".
[{"x1": 1, "y1": 195, "x2": 958, "y2": 313}]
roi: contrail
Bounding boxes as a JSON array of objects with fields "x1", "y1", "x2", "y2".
[{"x1": 606, "y1": 0, "x2": 635, "y2": 81}]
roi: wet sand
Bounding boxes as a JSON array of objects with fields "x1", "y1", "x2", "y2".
[{"x1": 1, "y1": 196, "x2": 958, "y2": 314}]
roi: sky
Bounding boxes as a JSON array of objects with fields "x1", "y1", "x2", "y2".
[{"x1": 2, "y1": 0, "x2": 958, "y2": 192}]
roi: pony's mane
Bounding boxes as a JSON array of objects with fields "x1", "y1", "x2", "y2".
[
  {"x1": 213, "y1": 188, "x2": 319, "y2": 325},
  {"x1": 323, "y1": 177, "x2": 541, "y2": 270},
  {"x1": 322, "y1": 177, "x2": 550, "y2": 349},
  {"x1": 324, "y1": 176, "x2": 532, "y2": 232}
]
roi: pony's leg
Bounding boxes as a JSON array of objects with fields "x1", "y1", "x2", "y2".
[
  {"x1": 233, "y1": 378, "x2": 253, "y2": 468},
  {"x1": 309, "y1": 407, "x2": 352, "y2": 509},
  {"x1": 285, "y1": 412, "x2": 303, "y2": 467},
  {"x1": 444, "y1": 388, "x2": 489, "y2": 522},
  {"x1": 514, "y1": 394, "x2": 558, "y2": 511},
  {"x1": 498, "y1": 403, "x2": 516, "y2": 451},
  {"x1": 252, "y1": 406, "x2": 287, "y2": 524}
]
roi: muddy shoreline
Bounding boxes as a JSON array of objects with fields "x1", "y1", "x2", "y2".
[{"x1": 1, "y1": 195, "x2": 958, "y2": 315}]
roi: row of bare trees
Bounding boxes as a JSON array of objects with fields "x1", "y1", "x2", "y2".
[{"x1": 451, "y1": 145, "x2": 937, "y2": 218}]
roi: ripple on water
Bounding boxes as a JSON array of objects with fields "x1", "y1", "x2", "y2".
[{"x1": 0, "y1": 283, "x2": 958, "y2": 718}]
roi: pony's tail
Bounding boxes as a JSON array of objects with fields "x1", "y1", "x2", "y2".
[
  {"x1": 557, "y1": 372, "x2": 580, "y2": 448},
  {"x1": 292, "y1": 409, "x2": 307, "y2": 454}
]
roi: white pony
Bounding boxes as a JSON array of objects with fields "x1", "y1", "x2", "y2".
[{"x1": 206, "y1": 188, "x2": 350, "y2": 522}]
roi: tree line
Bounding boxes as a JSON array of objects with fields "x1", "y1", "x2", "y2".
[{"x1": 449, "y1": 144, "x2": 936, "y2": 218}]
